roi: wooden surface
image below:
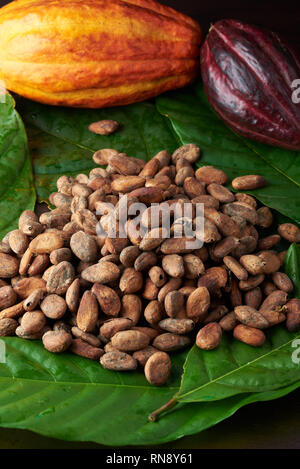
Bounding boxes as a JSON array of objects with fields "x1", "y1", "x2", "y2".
[{"x1": 0, "y1": 0, "x2": 299, "y2": 449}]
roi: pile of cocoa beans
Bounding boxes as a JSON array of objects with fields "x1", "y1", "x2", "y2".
[{"x1": 0, "y1": 142, "x2": 300, "y2": 386}]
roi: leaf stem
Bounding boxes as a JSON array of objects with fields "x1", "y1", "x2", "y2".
[{"x1": 148, "y1": 397, "x2": 178, "y2": 422}]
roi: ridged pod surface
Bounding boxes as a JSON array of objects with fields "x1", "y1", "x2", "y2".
[
  {"x1": 0, "y1": 0, "x2": 201, "y2": 108},
  {"x1": 201, "y1": 19, "x2": 300, "y2": 150}
]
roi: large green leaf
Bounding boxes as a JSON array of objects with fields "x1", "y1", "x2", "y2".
[
  {"x1": 150, "y1": 244, "x2": 300, "y2": 418},
  {"x1": 285, "y1": 243, "x2": 300, "y2": 298},
  {"x1": 156, "y1": 85, "x2": 300, "y2": 224},
  {"x1": 18, "y1": 99, "x2": 178, "y2": 202},
  {"x1": 0, "y1": 91, "x2": 299, "y2": 445},
  {"x1": 0, "y1": 337, "x2": 299, "y2": 446},
  {"x1": 0, "y1": 94, "x2": 35, "y2": 238}
]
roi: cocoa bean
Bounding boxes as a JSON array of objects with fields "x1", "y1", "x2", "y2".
[
  {"x1": 233, "y1": 324, "x2": 266, "y2": 347},
  {"x1": 100, "y1": 351, "x2": 137, "y2": 371},
  {"x1": 196, "y1": 322, "x2": 222, "y2": 350}
]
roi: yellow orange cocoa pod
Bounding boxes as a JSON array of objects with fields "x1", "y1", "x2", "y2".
[{"x1": 0, "y1": 0, "x2": 201, "y2": 108}]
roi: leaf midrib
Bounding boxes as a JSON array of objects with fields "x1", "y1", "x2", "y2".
[
  {"x1": 0, "y1": 375, "x2": 179, "y2": 391},
  {"x1": 176, "y1": 334, "x2": 299, "y2": 401}
]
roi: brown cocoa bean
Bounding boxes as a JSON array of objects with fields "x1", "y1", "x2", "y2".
[
  {"x1": 153, "y1": 333, "x2": 191, "y2": 352},
  {"x1": 100, "y1": 351, "x2": 137, "y2": 371},
  {"x1": 172, "y1": 144, "x2": 200, "y2": 164},
  {"x1": 40, "y1": 294, "x2": 67, "y2": 319},
  {"x1": 233, "y1": 324, "x2": 266, "y2": 347},
  {"x1": 27, "y1": 254, "x2": 50, "y2": 276},
  {"x1": 81, "y1": 261, "x2": 120, "y2": 284},
  {"x1": 76, "y1": 291, "x2": 99, "y2": 333},
  {"x1": 46, "y1": 261, "x2": 75, "y2": 295},
  {"x1": 195, "y1": 166, "x2": 227, "y2": 185},
  {"x1": 148, "y1": 266, "x2": 167, "y2": 287},
  {"x1": 144, "y1": 351, "x2": 171, "y2": 386},
  {"x1": 43, "y1": 330, "x2": 72, "y2": 353},
  {"x1": 285, "y1": 299, "x2": 300, "y2": 332},
  {"x1": 21, "y1": 311, "x2": 46, "y2": 335},
  {"x1": 258, "y1": 251, "x2": 281, "y2": 274},
  {"x1": 14, "y1": 277, "x2": 47, "y2": 299},
  {"x1": 119, "y1": 246, "x2": 140, "y2": 267},
  {"x1": 186, "y1": 287, "x2": 210, "y2": 322},
  {"x1": 29, "y1": 232, "x2": 64, "y2": 254},
  {"x1": 219, "y1": 312, "x2": 240, "y2": 331},
  {"x1": 119, "y1": 268, "x2": 143, "y2": 293},
  {"x1": 70, "y1": 339, "x2": 104, "y2": 360},
  {"x1": 244, "y1": 287, "x2": 262, "y2": 310},
  {"x1": 204, "y1": 305, "x2": 228, "y2": 324},
  {"x1": 49, "y1": 247, "x2": 72, "y2": 265},
  {"x1": 159, "y1": 318, "x2": 194, "y2": 335},
  {"x1": 111, "y1": 330, "x2": 150, "y2": 352},
  {"x1": 278, "y1": 223, "x2": 300, "y2": 243},
  {"x1": 183, "y1": 254, "x2": 205, "y2": 279},
  {"x1": 100, "y1": 318, "x2": 133, "y2": 341},
  {"x1": 133, "y1": 346, "x2": 159, "y2": 367},
  {"x1": 66, "y1": 278, "x2": 81, "y2": 314},
  {"x1": 272, "y1": 272, "x2": 294, "y2": 293},
  {"x1": 240, "y1": 255, "x2": 266, "y2": 276},
  {"x1": 134, "y1": 251, "x2": 157, "y2": 272},
  {"x1": 196, "y1": 322, "x2": 222, "y2": 350},
  {"x1": 164, "y1": 291, "x2": 185, "y2": 318},
  {"x1": 234, "y1": 306, "x2": 269, "y2": 329},
  {"x1": 0, "y1": 286, "x2": 17, "y2": 310},
  {"x1": 71, "y1": 326, "x2": 101, "y2": 347},
  {"x1": 24, "y1": 288, "x2": 44, "y2": 312},
  {"x1": 232, "y1": 175, "x2": 266, "y2": 190},
  {"x1": 197, "y1": 267, "x2": 228, "y2": 292},
  {"x1": 162, "y1": 254, "x2": 185, "y2": 278},
  {"x1": 258, "y1": 234, "x2": 281, "y2": 251},
  {"x1": 0, "y1": 253, "x2": 20, "y2": 278},
  {"x1": 207, "y1": 183, "x2": 235, "y2": 203},
  {"x1": 223, "y1": 256, "x2": 248, "y2": 281},
  {"x1": 0, "y1": 318, "x2": 18, "y2": 336},
  {"x1": 239, "y1": 274, "x2": 265, "y2": 291},
  {"x1": 259, "y1": 290, "x2": 288, "y2": 311},
  {"x1": 9, "y1": 230, "x2": 29, "y2": 255},
  {"x1": 92, "y1": 284, "x2": 121, "y2": 317},
  {"x1": 157, "y1": 278, "x2": 182, "y2": 303},
  {"x1": 142, "y1": 278, "x2": 159, "y2": 301}
]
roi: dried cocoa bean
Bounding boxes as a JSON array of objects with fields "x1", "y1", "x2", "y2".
[
  {"x1": 234, "y1": 306, "x2": 269, "y2": 329},
  {"x1": 196, "y1": 322, "x2": 222, "y2": 350},
  {"x1": 153, "y1": 333, "x2": 191, "y2": 352},
  {"x1": 144, "y1": 351, "x2": 171, "y2": 386},
  {"x1": 92, "y1": 283, "x2": 121, "y2": 317},
  {"x1": 111, "y1": 330, "x2": 150, "y2": 352},
  {"x1": 159, "y1": 318, "x2": 194, "y2": 334},
  {"x1": 233, "y1": 324, "x2": 266, "y2": 347},
  {"x1": 70, "y1": 339, "x2": 104, "y2": 360},
  {"x1": 186, "y1": 287, "x2": 210, "y2": 322},
  {"x1": 43, "y1": 330, "x2": 72, "y2": 353},
  {"x1": 100, "y1": 351, "x2": 137, "y2": 371},
  {"x1": 76, "y1": 291, "x2": 99, "y2": 333}
]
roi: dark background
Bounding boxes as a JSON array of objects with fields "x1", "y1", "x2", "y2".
[{"x1": 0, "y1": 0, "x2": 300, "y2": 450}]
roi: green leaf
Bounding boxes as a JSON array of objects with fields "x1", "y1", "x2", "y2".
[
  {"x1": 176, "y1": 327, "x2": 300, "y2": 403},
  {"x1": 285, "y1": 244, "x2": 300, "y2": 298},
  {"x1": 165, "y1": 242, "x2": 300, "y2": 409},
  {"x1": 18, "y1": 99, "x2": 178, "y2": 202},
  {"x1": 0, "y1": 94, "x2": 35, "y2": 238},
  {"x1": 0, "y1": 337, "x2": 299, "y2": 446},
  {"x1": 0, "y1": 338, "x2": 189, "y2": 446},
  {"x1": 156, "y1": 85, "x2": 300, "y2": 224}
]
